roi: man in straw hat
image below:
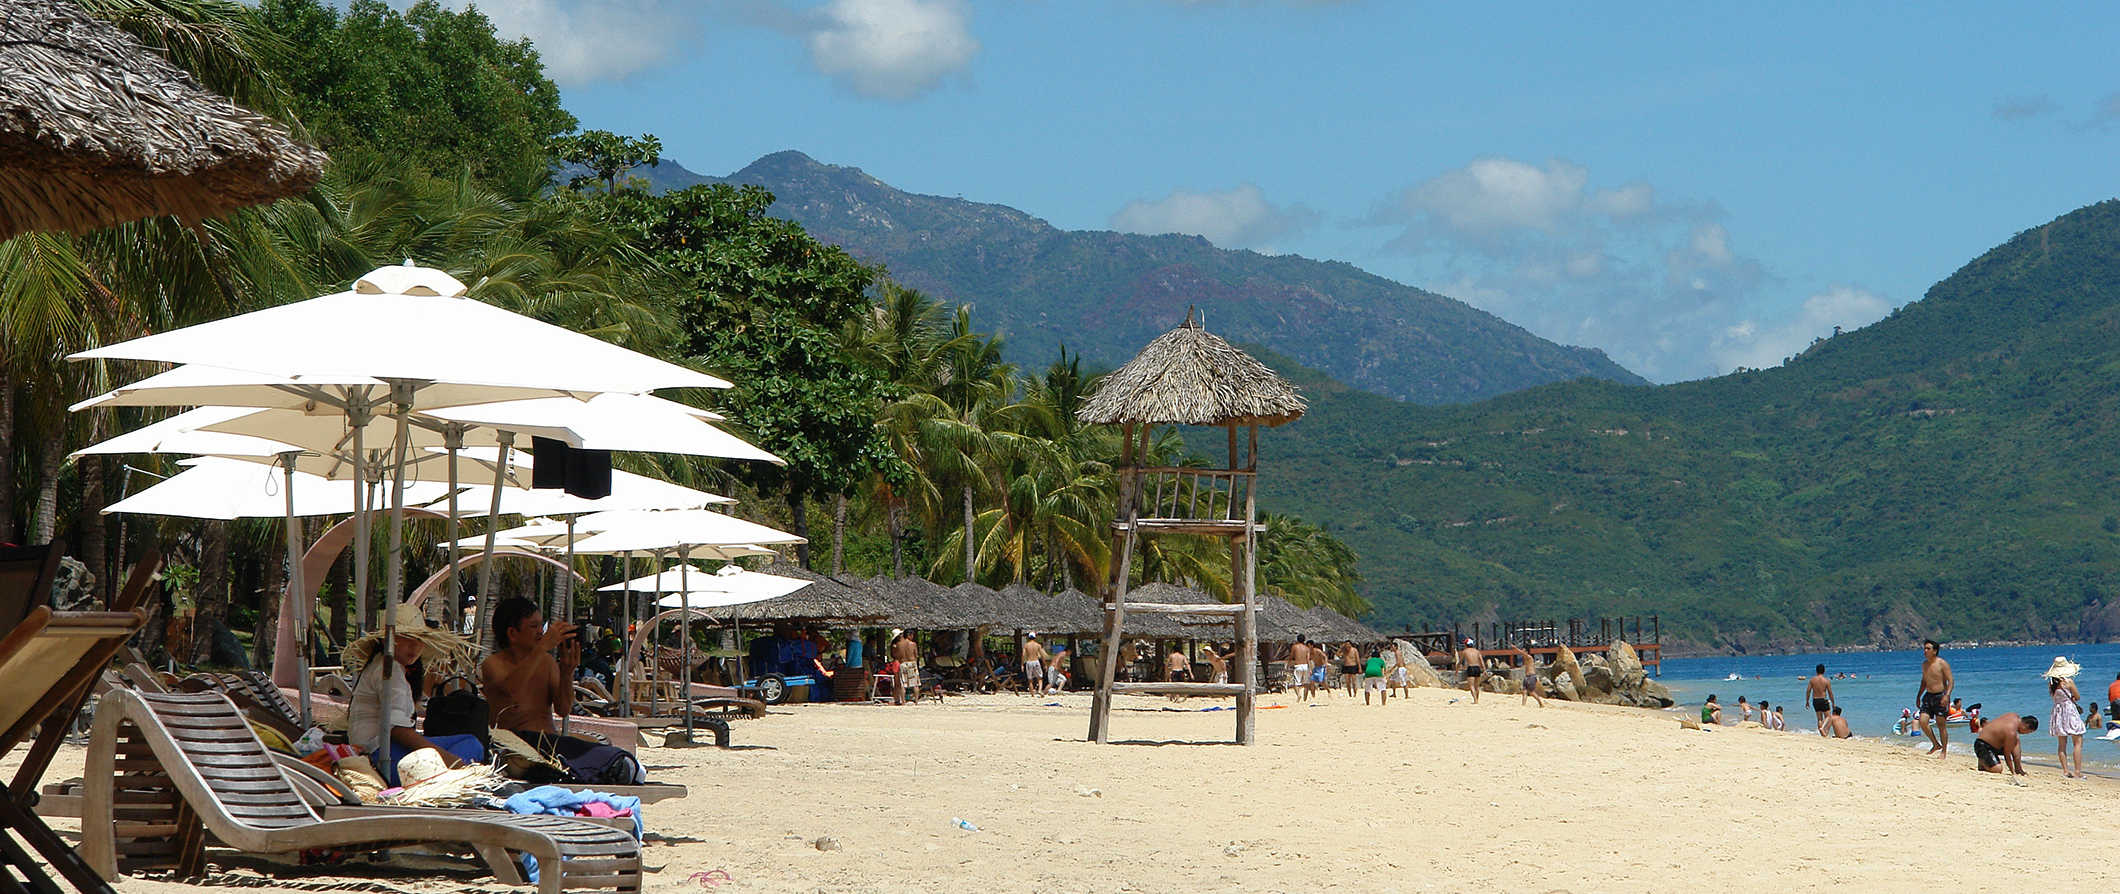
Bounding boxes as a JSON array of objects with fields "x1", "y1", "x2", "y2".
[{"x1": 346, "y1": 603, "x2": 483, "y2": 786}]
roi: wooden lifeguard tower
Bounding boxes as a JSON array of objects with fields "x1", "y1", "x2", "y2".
[{"x1": 1078, "y1": 310, "x2": 1305, "y2": 744}]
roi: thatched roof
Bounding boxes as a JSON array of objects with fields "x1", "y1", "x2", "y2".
[
  {"x1": 722, "y1": 562, "x2": 890, "y2": 624},
  {"x1": 0, "y1": 0, "x2": 328, "y2": 241},
  {"x1": 1298, "y1": 605, "x2": 1383, "y2": 643},
  {"x1": 1077, "y1": 309, "x2": 1305, "y2": 428},
  {"x1": 867, "y1": 575, "x2": 985, "y2": 629},
  {"x1": 993, "y1": 582, "x2": 1105, "y2": 635}
]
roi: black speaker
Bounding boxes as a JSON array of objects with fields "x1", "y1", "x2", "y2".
[
  {"x1": 530, "y1": 436, "x2": 612, "y2": 500},
  {"x1": 531, "y1": 436, "x2": 569, "y2": 490}
]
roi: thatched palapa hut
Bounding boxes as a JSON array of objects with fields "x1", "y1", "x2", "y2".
[
  {"x1": 0, "y1": 0, "x2": 329, "y2": 241},
  {"x1": 1077, "y1": 309, "x2": 1307, "y2": 429},
  {"x1": 721, "y1": 562, "x2": 889, "y2": 624}
]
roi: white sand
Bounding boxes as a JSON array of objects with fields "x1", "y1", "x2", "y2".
[{"x1": 15, "y1": 686, "x2": 2114, "y2": 893}]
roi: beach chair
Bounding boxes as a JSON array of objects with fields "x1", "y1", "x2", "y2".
[
  {"x1": 0, "y1": 603, "x2": 149, "y2": 894},
  {"x1": 0, "y1": 544, "x2": 64, "y2": 632},
  {"x1": 82, "y1": 688, "x2": 644, "y2": 893}
]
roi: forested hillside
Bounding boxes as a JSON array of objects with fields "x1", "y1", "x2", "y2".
[{"x1": 1255, "y1": 201, "x2": 2120, "y2": 651}]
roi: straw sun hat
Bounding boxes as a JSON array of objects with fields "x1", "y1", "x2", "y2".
[
  {"x1": 2043, "y1": 656, "x2": 2082, "y2": 680},
  {"x1": 342, "y1": 603, "x2": 478, "y2": 677}
]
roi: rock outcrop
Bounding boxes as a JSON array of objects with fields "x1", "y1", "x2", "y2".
[
  {"x1": 1538, "y1": 641, "x2": 1672, "y2": 708},
  {"x1": 1387, "y1": 640, "x2": 1446, "y2": 687}
]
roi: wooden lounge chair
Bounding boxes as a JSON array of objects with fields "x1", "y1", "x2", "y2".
[
  {"x1": 0, "y1": 605, "x2": 148, "y2": 894},
  {"x1": 83, "y1": 689, "x2": 643, "y2": 893}
]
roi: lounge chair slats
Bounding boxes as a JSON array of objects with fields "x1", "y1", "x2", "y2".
[{"x1": 84, "y1": 689, "x2": 644, "y2": 893}]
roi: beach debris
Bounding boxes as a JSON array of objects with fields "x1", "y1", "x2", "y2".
[
  {"x1": 951, "y1": 817, "x2": 980, "y2": 832},
  {"x1": 1222, "y1": 844, "x2": 1245, "y2": 857},
  {"x1": 1074, "y1": 785, "x2": 1102, "y2": 798},
  {"x1": 688, "y1": 869, "x2": 732, "y2": 888},
  {"x1": 812, "y1": 836, "x2": 841, "y2": 852}
]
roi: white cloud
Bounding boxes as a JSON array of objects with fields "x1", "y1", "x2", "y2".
[
  {"x1": 1710, "y1": 286, "x2": 1891, "y2": 372},
  {"x1": 1688, "y1": 222, "x2": 1732, "y2": 265},
  {"x1": 1110, "y1": 184, "x2": 1319, "y2": 250},
  {"x1": 805, "y1": 0, "x2": 979, "y2": 100},
  {"x1": 434, "y1": 0, "x2": 700, "y2": 85},
  {"x1": 1393, "y1": 157, "x2": 1589, "y2": 235}
]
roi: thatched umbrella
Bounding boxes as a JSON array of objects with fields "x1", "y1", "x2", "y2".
[
  {"x1": 0, "y1": 0, "x2": 328, "y2": 240},
  {"x1": 867, "y1": 575, "x2": 980, "y2": 630},
  {"x1": 1077, "y1": 308, "x2": 1305, "y2": 428},
  {"x1": 1047, "y1": 587, "x2": 1107, "y2": 635}
]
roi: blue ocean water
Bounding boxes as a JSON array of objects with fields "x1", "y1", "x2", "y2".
[{"x1": 1658, "y1": 642, "x2": 2120, "y2": 768}]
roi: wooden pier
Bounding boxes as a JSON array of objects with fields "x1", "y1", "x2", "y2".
[{"x1": 1394, "y1": 616, "x2": 1661, "y2": 677}]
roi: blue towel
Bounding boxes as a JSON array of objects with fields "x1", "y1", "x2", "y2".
[{"x1": 502, "y1": 785, "x2": 646, "y2": 882}]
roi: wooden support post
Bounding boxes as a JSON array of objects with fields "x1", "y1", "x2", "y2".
[
  {"x1": 1234, "y1": 478, "x2": 1258, "y2": 745},
  {"x1": 1089, "y1": 505, "x2": 1137, "y2": 744}
]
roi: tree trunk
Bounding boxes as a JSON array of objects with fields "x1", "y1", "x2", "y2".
[
  {"x1": 195, "y1": 523, "x2": 230, "y2": 665},
  {"x1": 961, "y1": 484, "x2": 976, "y2": 584},
  {"x1": 887, "y1": 498, "x2": 904, "y2": 578},
  {"x1": 254, "y1": 519, "x2": 287, "y2": 670},
  {"x1": 831, "y1": 493, "x2": 847, "y2": 575},
  {"x1": 0, "y1": 384, "x2": 15, "y2": 544},
  {"x1": 79, "y1": 420, "x2": 108, "y2": 600},
  {"x1": 30, "y1": 424, "x2": 64, "y2": 545},
  {"x1": 328, "y1": 549, "x2": 351, "y2": 652},
  {"x1": 790, "y1": 494, "x2": 811, "y2": 568}
]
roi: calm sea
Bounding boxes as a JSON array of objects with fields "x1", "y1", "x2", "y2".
[{"x1": 1658, "y1": 642, "x2": 2120, "y2": 769}]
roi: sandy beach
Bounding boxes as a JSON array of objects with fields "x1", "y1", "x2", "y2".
[{"x1": 14, "y1": 687, "x2": 2115, "y2": 894}]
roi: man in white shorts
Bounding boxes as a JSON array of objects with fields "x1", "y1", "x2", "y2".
[
  {"x1": 1021, "y1": 633, "x2": 1047, "y2": 695},
  {"x1": 1046, "y1": 643, "x2": 1069, "y2": 692},
  {"x1": 1289, "y1": 636, "x2": 1315, "y2": 702}
]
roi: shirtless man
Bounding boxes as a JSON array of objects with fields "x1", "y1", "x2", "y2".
[
  {"x1": 1520, "y1": 671, "x2": 1546, "y2": 708},
  {"x1": 1915, "y1": 639, "x2": 1955, "y2": 756},
  {"x1": 1974, "y1": 712, "x2": 2039, "y2": 775},
  {"x1": 1022, "y1": 633, "x2": 1048, "y2": 696},
  {"x1": 1737, "y1": 696, "x2": 1753, "y2": 724},
  {"x1": 1455, "y1": 638, "x2": 1484, "y2": 704},
  {"x1": 891, "y1": 629, "x2": 920, "y2": 705},
  {"x1": 1166, "y1": 647, "x2": 1192, "y2": 682},
  {"x1": 1824, "y1": 706, "x2": 1853, "y2": 738},
  {"x1": 479, "y1": 596, "x2": 580, "y2": 738},
  {"x1": 1289, "y1": 637, "x2": 1315, "y2": 702},
  {"x1": 1805, "y1": 663, "x2": 1836, "y2": 735},
  {"x1": 1203, "y1": 644, "x2": 1232, "y2": 684},
  {"x1": 1338, "y1": 642, "x2": 1361, "y2": 697}
]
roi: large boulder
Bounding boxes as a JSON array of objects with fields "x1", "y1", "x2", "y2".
[
  {"x1": 1640, "y1": 679, "x2": 1675, "y2": 708},
  {"x1": 1582, "y1": 662, "x2": 1616, "y2": 693},
  {"x1": 1609, "y1": 640, "x2": 1647, "y2": 690},
  {"x1": 1547, "y1": 644, "x2": 1607, "y2": 700},
  {"x1": 1388, "y1": 640, "x2": 1446, "y2": 687}
]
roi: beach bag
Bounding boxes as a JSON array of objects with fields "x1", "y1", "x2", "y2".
[
  {"x1": 555, "y1": 739, "x2": 645, "y2": 786},
  {"x1": 424, "y1": 677, "x2": 490, "y2": 747}
]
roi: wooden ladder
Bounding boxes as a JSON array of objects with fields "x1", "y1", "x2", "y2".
[{"x1": 1087, "y1": 468, "x2": 1260, "y2": 745}]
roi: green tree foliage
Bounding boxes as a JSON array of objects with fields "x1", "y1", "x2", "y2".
[
  {"x1": 586, "y1": 184, "x2": 904, "y2": 561},
  {"x1": 253, "y1": 0, "x2": 576, "y2": 190},
  {"x1": 552, "y1": 130, "x2": 663, "y2": 194}
]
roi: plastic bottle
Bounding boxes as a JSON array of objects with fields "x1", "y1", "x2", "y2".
[{"x1": 951, "y1": 817, "x2": 979, "y2": 832}]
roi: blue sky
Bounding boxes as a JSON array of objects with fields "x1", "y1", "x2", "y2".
[{"x1": 460, "y1": 1, "x2": 2120, "y2": 382}]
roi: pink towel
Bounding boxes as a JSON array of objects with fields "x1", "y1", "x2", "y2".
[{"x1": 578, "y1": 802, "x2": 633, "y2": 819}]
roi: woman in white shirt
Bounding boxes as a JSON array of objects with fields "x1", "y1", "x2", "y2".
[{"x1": 345, "y1": 604, "x2": 484, "y2": 785}]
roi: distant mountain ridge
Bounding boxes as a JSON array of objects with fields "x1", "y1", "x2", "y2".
[{"x1": 644, "y1": 150, "x2": 1646, "y2": 403}]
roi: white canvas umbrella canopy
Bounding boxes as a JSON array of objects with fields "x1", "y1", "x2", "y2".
[
  {"x1": 73, "y1": 261, "x2": 734, "y2": 759},
  {"x1": 428, "y1": 393, "x2": 780, "y2": 464},
  {"x1": 69, "y1": 363, "x2": 553, "y2": 414},
  {"x1": 70, "y1": 406, "x2": 298, "y2": 457},
  {"x1": 101, "y1": 457, "x2": 454, "y2": 519},
  {"x1": 653, "y1": 567, "x2": 811, "y2": 608}
]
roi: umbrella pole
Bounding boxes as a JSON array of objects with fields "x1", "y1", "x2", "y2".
[
  {"x1": 349, "y1": 395, "x2": 373, "y2": 630},
  {"x1": 619, "y1": 550, "x2": 633, "y2": 717},
  {"x1": 382, "y1": 382, "x2": 414, "y2": 609},
  {"x1": 649, "y1": 548, "x2": 665, "y2": 719},
  {"x1": 474, "y1": 431, "x2": 514, "y2": 650},
  {"x1": 281, "y1": 454, "x2": 312, "y2": 729},
  {"x1": 563, "y1": 516, "x2": 577, "y2": 624},
  {"x1": 442, "y1": 425, "x2": 463, "y2": 631},
  {"x1": 678, "y1": 547, "x2": 696, "y2": 745}
]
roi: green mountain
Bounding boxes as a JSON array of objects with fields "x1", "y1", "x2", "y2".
[
  {"x1": 704, "y1": 150, "x2": 1645, "y2": 403},
  {"x1": 1253, "y1": 199, "x2": 2120, "y2": 653}
]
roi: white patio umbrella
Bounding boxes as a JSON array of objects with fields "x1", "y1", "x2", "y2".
[
  {"x1": 653, "y1": 567, "x2": 811, "y2": 608},
  {"x1": 73, "y1": 261, "x2": 731, "y2": 761},
  {"x1": 70, "y1": 406, "x2": 298, "y2": 457},
  {"x1": 101, "y1": 457, "x2": 454, "y2": 519},
  {"x1": 557, "y1": 509, "x2": 804, "y2": 740},
  {"x1": 428, "y1": 393, "x2": 781, "y2": 464}
]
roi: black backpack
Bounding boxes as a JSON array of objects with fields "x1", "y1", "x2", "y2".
[{"x1": 423, "y1": 675, "x2": 490, "y2": 748}]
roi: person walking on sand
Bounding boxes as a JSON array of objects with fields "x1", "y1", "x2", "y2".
[
  {"x1": 1289, "y1": 637, "x2": 1315, "y2": 702},
  {"x1": 1362, "y1": 648, "x2": 1387, "y2": 706},
  {"x1": 2046, "y1": 656, "x2": 2087, "y2": 778},
  {"x1": 1521, "y1": 671, "x2": 1546, "y2": 708},
  {"x1": 1805, "y1": 663, "x2": 1836, "y2": 735},
  {"x1": 1022, "y1": 633, "x2": 1048, "y2": 696},
  {"x1": 1975, "y1": 713, "x2": 2039, "y2": 776},
  {"x1": 891, "y1": 629, "x2": 920, "y2": 705},
  {"x1": 1455, "y1": 638, "x2": 1484, "y2": 704},
  {"x1": 1915, "y1": 640, "x2": 1955, "y2": 756},
  {"x1": 1339, "y1": 642, "x2": 1362, "y2": 698},
  {"x1": 1388, "y1": 650, "x2": 1412, "y2": 699},
  {"x1": 1204, "y1": 644, "x2": 1232, "y2": 685},
  {"x1": 1824, "y1": 706, "x2": 1853, "y2": 738}
]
